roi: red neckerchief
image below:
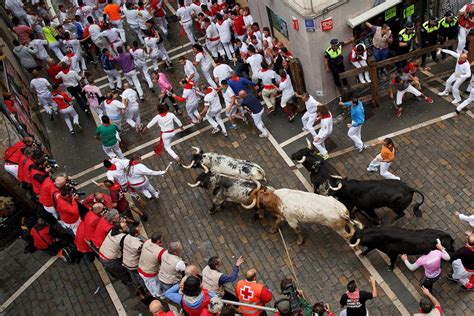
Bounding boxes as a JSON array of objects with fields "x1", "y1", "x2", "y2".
[
  {"x1": 204, "y1": 10, "x2": 213, "y2": 16},
  {"x1": 66, "y1": 52, "x2": 75, "y2": 58},
  {"x1": 159, "y1": 112, "x2": 168, "y2": 117},
  {"x1": 62, "y1": 68, "x2": 70, "y2": 74},
  {"x1": 110, "y1": 183, "x2": 121, "y2": 190},
  {"x1": 205, "y1": 87, "x2": 213, "y2": 95},
  {"x1": 217, "y1": 20, "x2": 223, "y2": 25},
  {"x1": 467, "y1": 243, "x2": 474, "y2": 251},
  {"x1": 105, "y1": 99, "x2": 113, "y2": 104},
  {"x1": 138, "y1": 7, "x2": 145, "y2": 10},
  {"x1": 458, "y1": 60, "x2": 467, "y2": 64},
  {"x1": 103, "y1": 123, "x2": 110, "y2": 126},
  {"x1": 107, "y1": 164, "x2": 117, "y2": 170},
  {"x1": 280, "y1": 77, "x2": 287, "y2": 82},
  {"x1": 130, "y1": 160, "x2": 140, "y2": 166},
  {"x1": 321, "y1": 114, "x2": 332, "y2": 119},
  {"x1": 230, "y1": 75, "x2": 240, "y2": 81},
  {"x1": 184, "y1": 83, "x2": 193, "y2": 89},
  {"x1": 261, "y1": 68, "x2": 268, "y2": 72}
]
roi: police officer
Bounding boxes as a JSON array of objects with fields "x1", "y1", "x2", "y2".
[
  {"x1": 397, "y1": 22, "x2": 416, "y2": 69},
  {"x1": 324, "y1": 38, "x2": 352, "y2": 89},
  {"x1": 439, "y1": 11, "x2": 458, "y2": 59},
  {"x1": 421, "y1": 17, "x2": 440, "y2": 67}
]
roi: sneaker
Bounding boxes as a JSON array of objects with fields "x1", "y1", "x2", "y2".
[
  {"x1": 359, "y1": 78, "x2": 367, "y2": 84},
  {"x1": 211, "y1": 127, "x2": 220, "y2": 134},
  {"x1": 229, "y1": 124, "x2": 238, "y2": 129},
  {"x1": 366, "y1": 79, "x2": 371, "y2": 83},
  {"x1": 259, "y1": 133, "x2": 268, "y2": 138},
  {"x1": 70, "y1": 130, "x2": 75, "y2": 135},
  {"x1": 74, "y1": 123, "x2": 82, "y2": 131},
  {"x1": 455, "y1": 109, "x2": 461, "y2": 115},
  {"x1": 267, "y1": 107, "x2": 275, "y2": 114},
  {"x1": 451, "y1": 99, "x2": 460, "y2": 104},
  {"x1": 321, "y1": 153, "x2": 329, "y2": 160},
  {"x1": 424, "y1": 97, "x2": 433, "y2": 104},
  {"x1": 446, "y1": 274, "x2": 456, "y2": 282},
  {"x1": 395, "y1": 108, "x2": 403, "y2": 118},
  {"x1": 140, "y1": 96, "x2": 145, "y2": 101},
  {"x1": 438, "y1": 91, "x2": 449, "y2": 96},
  {"x1": 358, "y1": 144, "x2": 368, "y2": 153},
  {"x1": 288, "y1": 115, "x2": 295, "y2": 122},
  {"x1": 223, "y1": 132, "x2": 228, "y2": 137},
  {"x1": 461, "y1": 285, "x2": 474, "y2": 291},
  {"x1": 367, "y1": 167, "x2": 377, "y2": 172},
  {"x1": 84, "y1": 109, "x2": 90, "y2": 114}
]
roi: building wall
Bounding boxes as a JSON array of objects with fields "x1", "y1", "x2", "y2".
[{"x1": 249, "y1": 0, "x2": 376, "y2": 103}]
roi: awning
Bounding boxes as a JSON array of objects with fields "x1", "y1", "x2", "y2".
[{"x1": 346, "y1": 0, "x2": 402, "y2": 28}]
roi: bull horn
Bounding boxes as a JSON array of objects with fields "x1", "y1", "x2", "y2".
[
  {"x1": 349, "y1": 238, "x2": 361, "y2": 248},
  {"x1": 181, "y1": 160, "x2": 195, "y2": 169},
  {"x1": 187, "y1": 181, "x2": 201, "y2": 188},
  {"x1": 192, "y1": 146, "x2": 200, "y2": 154},
  {"x1": 253, "y1": 180, "x2": 261, "y2": 191},
  {"x1": 329, "y1": 183, "x2": 342, "y2": 191},
  {"x1": 202, "y1": 165, "x2": 209, "y2": 173},
  {"x1": 296, "y1": 156, "x2": 306, "y2": 164},
  {"x1": 330, "y1": 175, "x2": 343, "y2": 179},
  {"x1": 241, "y1": 197, "x2": 257, "y2": 209},
  {"x1": 306, "y1": 138, "x2": 312, "y2": 149}
]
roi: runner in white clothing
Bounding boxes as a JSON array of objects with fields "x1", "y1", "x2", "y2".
[
  {"x1": 246, "y1": 47, "x2": 263, "y2": 82},
  {"x1": 103, "y1": 92, "x2": 126, "y2": 127},
  {"x1": 63, "y1": 32, "x2": 86, "y2": 71},
  {"x1": 123, "y1": 2, "x2": 143, "y2": 43},
  {"x1": 29, "y1": 70, "x2": 58, "y2": 117},
  {"x1": 296, "y1": 93, "x2": 320, "y2": 140},
  {"x1": 215, "y1": 14, "x2": 234, "y2": 60},
  {"x1": 221, "y1": 79, "x2": 245, "y2": 129},
  {"x1": 172, "y1": 79, "x2": 203, "y2": 124},
  {"x1": 203, "y1": 18, "x2": 225, "y2": 58},
  {"x1": 437, "y1": 48, "x2": 471, "y2": 104},
  {"x1": 201, "y1": 87, "x2": 227, "y2": 136},
  {"x1": 179, "y1": 56, "x2": 200, "y2": 84},
  {"x1": 313, "y1": 105, "x2": 333, "y2": 159},
  {"x1": 257, "y1": 62, "x2": 279, "y2": 112},
  {"x1": 130, "y1": 41, "x2": 154, "y2": 90},
  {"x1": 125, "y1": 153, "x2": 171, "y2": 199},
  {"x1": 277, "y1": 69, "x2": 296, "y2": 122},
  {"x1": 213, "y1": 56, "x2": 233, "y2": 83},
  {"x1": 28, "y1": 35, "x2": 50, "y2": 64},
  {"x1": 176, "y1": 0, "x2": 196, "y2": 45},
  {"x1": 144, "y1": 29, "x2": 171, "y2": 70},
  {"x1": 144, "y1": 103, "x2": 184, "y2": 161},
  {"x1": 193, "y1": 44, "x2": 217, "y2": 88},
  {"x1": 121, "y1": 83, "x2": 142, "y2": 131}
]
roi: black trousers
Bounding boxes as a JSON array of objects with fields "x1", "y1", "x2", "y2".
[
  {"x1": 396, "y1": 46, "x2": 411, "y2": 70},
  {"x1": 421, "y1": 36, "x2": 438, "y2": 66},
  {"x1": 99, "y1": 257, "x2": 132, "y2": 285},
  {"x1": 329, "y1": 63, "x2": 348, "y2": 87},
  {"x1": 67, "y1": 85, "x2": 88, "y2": 112},
  {"x1": 421, "y1": 274, "x2": 440, "y2": 293},
  {"x1": 440, "y1": 32, "x2": 456, "y2": 58}
]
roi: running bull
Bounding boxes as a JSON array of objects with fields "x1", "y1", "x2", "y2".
[
  {"x1": 187, "y1": 172, "x2": 264, "y2": 214},
  {"x1": 182, "y1": 147, "x2": 266, "y2": 181},
  {"x1": 349, "y1": 227, "x2": 455, "y2": 270},
  {"x1": 242, "y1": 188, "x2": 363, "y2": 245},
  {"x1": 325, "y1": 176, "x2": 425, "y2": 224}
]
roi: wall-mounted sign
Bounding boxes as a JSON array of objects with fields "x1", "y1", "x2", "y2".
[
  {"x1": 385, "y1": 6, "x2": 397, "y2": 21},
  {"x1": 321, "y1": 17, "x2": 333, "y2": 32},
  {"x1": 292, "y1": 16, "x2": 299, "y2": 30},
  {"x1": 403, "y1": 4, "x2": 414, "y2": 19},
  {"x1": 305, "y1": 18, "x2": 315, "y2": 32}
]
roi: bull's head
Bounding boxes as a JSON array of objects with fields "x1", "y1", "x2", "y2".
[
  {"x1": 182, "y1": 146, "x2": 204, "y2": 169},
  {"x1": 349, "y1": 227, "x2": 363, "y2": 248},
  {"x1": 240, "y1": 181, "x2": 262, "y2": 209},
  {"x1": 290, "y1": 140, "x2": 325, "y2": 172},
  {"x1": 187, "y1": 172, "x2": 213, "y2": 189},
  {"x1": 327, "y1": 175, "x2": 344, "y2": 192}
]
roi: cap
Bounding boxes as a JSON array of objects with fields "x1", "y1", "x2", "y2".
[
  {"x1": 405, "y1": 22, "x2": 415, "y2": 30},
  {"x1": 330, "y1": 38, "x2": 340, "y2": 45},
  {"x1": 274, "y1": 296, "x2": 290, "y2": 313},
  {"x1": 445, "y1": 10, "x2": 454, "y2": 18}
]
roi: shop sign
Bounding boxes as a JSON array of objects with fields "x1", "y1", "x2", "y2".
[
  {"x1": 403, "y1": 4, "x2": 414, "y2": 19},
  {"x1": 305, "y1": 18, "x2": 316, "y2": 32},
  {"x1": 321, "y1": 17, "x2": 333, "y2": 32},
  {"x1": 385, "y1": 6, "x2": 397, "y2": 21}
]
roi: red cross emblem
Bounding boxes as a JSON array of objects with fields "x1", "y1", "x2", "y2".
[{"x1": 240, "y1": 285, "x2": 254, "y2": 300}]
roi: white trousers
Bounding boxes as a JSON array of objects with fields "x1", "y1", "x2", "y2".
[
  {"x1": 396, "y1": 84, "x2": 422, "y2": 106},
  {"x1": 155, "y1": 17, "x2": 168, "y2": 36},
  {"x1": 162, "y1": 131, "x2": 179, "y2": 160},
  {"x1": 44, "y1": 206, "x2": 59, "y2": 219},
  {"x1": 457, "y1": 89, "x2": 474, "y2": 111},
  {"x1": 186, "y1": 101, "x2": 201, "y2": 123},
  {"x1": 351, "y1": 60, "x2": 370, "y2": 83},
  {"x1": 452, "y1": 259, "x2": 474, "y2": 286},
  {"x1": 102, "y1": 142, "x2": 125, "y2": 159},
  {"x1": 221, "y1": 42, "x2": 234, "y2": 60},
  {"x1": 348, "y1": 125, "x2": 363, "y2": 149},
  {"x1": 130, "y1": 178, "x2": 159, "y2": 199},
  {"x1": 136, "y1": 63, "x2": 153, "y2": 89},
  {"x1": 201, "y1": 67, "x2": 217, "y2": 89},
  {"x1": 110, "y1": 20, "x2": 126, "y2": 42},
  {"x1": 4, "y1": 163, "x2": 19, "y2": 179},
  {"x1": 181, "y1": 21, "x2": 195, "y2": 45},
  {"x1": 139, "y1": 273, "x2": 161, "y2": 297},
  {"x1": 443, "y1": 73, "x2": 467, "y2": 102},
  {"x1": 206, "y1": 41, "x2": 225, "y2": 58},
  {"x1": 49, "y1": 41, "x2": 64, "y2": 60},
  {"x1": 368, "y1": 154, "x2": 400, "y2": 180},
  {"x1": 130, "y1": 24, "x2": 144, "y2": 44},
  {"x1": 457, "y1": 26, "x2": 470, "y2": 53},
  {"x1": 59, "y1": 218, "x2": 81, "y2": 235},
  {"x1": 38, "y1": 93, "x2": 58, "y2": 114},
  {"x1": 314, "y1": 136, "x2": 328, "y2": 155},
  {"x1": 262, "y1": 88, "x2": 277, "y2": 109},
  {"x1": 124, "y1": 70, "x2": 144, "y2": 98},
  {"x1": 281, "y1": 92, "x2": 295, "y2": 108},
  {"x1": 60, "y1": 106, "x2": 79, "y2": 132},
  {"x1": 207, "y1": 109, "x2": 226, "y2": 134},
  {"x1": 251, "y1": 109, "x2": 268, "y2": 136},
  {"x1": 126, "y1": 106, "x2": 141, "y2": 128},
  {"x1": 301, "y1": 111, "x2": 317, "y2": 138},
  {"x1": 104, "y1": 69, "x2": 122, "y2": 90}
]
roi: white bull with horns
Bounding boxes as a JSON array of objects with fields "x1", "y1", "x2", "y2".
[
  {"x1": 242, "y1": 188, "x2": 363, "y2": 245},
  {"x1": 181, "y1": 147, "x2": 266, "y2": 181}
]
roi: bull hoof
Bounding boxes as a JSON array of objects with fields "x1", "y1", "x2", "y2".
[{"x1": 269, "y1": 227, "x2": 278, "y2": 234}]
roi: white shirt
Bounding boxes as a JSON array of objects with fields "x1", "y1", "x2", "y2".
[
  {"x1": 58, "y1": 11, "x2": 69, "y2": 24},
  {"x1": 257, "y1": 69, "x2": 279, "y2": 86},
  {"x1": 55, "y1": 70, "x2": 82, "y2": 87},
  {"x1": 28, "y1": 39, "x2": 49, "y2": 60},
  {"x1": 127, "y1": 163, "x2": 165, "y2": 185},
  {"x1": 176, "y1": 6, "x2": 193, "y2": 23},
  {"x1": 243, "y1": 14, "x2": 253, "y2": 27},
  {"x1": 279, "y1": 76, "x2": 295, "y2": 100},
  {"x1": 305, "y1": 96, "x2": 320, "y2": 114},
  {"x1": 88, "y1": 24, "x2": 103, "y2": 42},
  {"x1": 60, "y1": 54, "x2": 80, "y2": 73},
  {"x1": 318, "y1": 114, "x2": 333, "y2": 139},
  {"x1": 106, "y1": 158, "x2": 130, "y2": 185},
  {"x1": 147, "y1": 112, "x2": 183, "y2": 131},
  {"x1": 262, "y1": 34, "x2": 273, "y2": 49},
  {"x1": 137, "y1": 8, "x2": 153, "y2": 29},
  {"x1": 206, "y1": 22, "x2": 220, "y2": 42},
  {"x1": 63, "y1": 39, "x2": 82, "y2": 55},
  {"x1": 123, "y1": 7, "x2": 139, "y2": 27},
  {"x1": 76, "y1": 5, "x2": 94, "y2": 22},
  {"x1": 30, "y1": 78, "x2": 51, "y2": 96},
  {"x1": 181, "y1": 84, "x2": 200, "y2": 106},
  {"x1": 215, "y1": 20, "x2": 232, "y2": 43},
  {"x1": 130, "y1": 48, "x2": 148, "y2": 66},
  {"x1": 246, "y1": 53, "x2": 263, "y2": 75},
  {"x1": 441, "y1": 50, "x2": 472, "y2": 78},
  {"x1": 223, "y1": 87, "x2": 236, "y2": 106},
  {"x1": 189, "y1": 3, "x2": 202, "y2": 15},
  {"x1": 204, "y1": 88, "x2": 222, "y2": 112},
  {"x1": 121, "y1": 88, "x2": 139, "y2": 108},
  {"x1": 459, "y1": 214, "x2": 474, "y2": 227},
  {"x1": 195, "y1": 52, "x2": 212, "y2": 71},
  {"x1": 101, "y1": 28, "x2": 122, "y2": 43},
  {"x1": 5, "y1": 0, "x2": 26, "y2": 16},
  {"x1": 144, "y1": 36, "x2": 159, "y2": 55},
  {"x1": 213, "y1": 64, "x2": 233, "y2": 82},
  {"x1": 104, "y1": 99, "x2": 125, "y2": 118}
]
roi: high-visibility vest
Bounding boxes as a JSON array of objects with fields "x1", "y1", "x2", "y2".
[
  {"x1": 440, "y1": 16, "x2": 458, "y2": 29},
  {"x1": 399, "y1": 28, "x2": 415, "y2": 43},
  {"x1": 422, "y1": 21, "x2": 440, "y2": 33},
  {"x1": 236, "y1": 280, "x2": 264, "y2": 315},
  {"x1": 325, "y1": 46, "x2": 342, "y2": 59}
]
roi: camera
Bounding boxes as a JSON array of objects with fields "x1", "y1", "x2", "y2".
[
  {"x1": 65, "y1": 179, "x2": 85, "y2": 196},
  {"x1": 280, "y1": 279, "x2": 303, "y2": 316}
]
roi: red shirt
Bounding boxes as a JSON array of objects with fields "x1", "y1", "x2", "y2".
[
  {"x1": 234, "y1": 15, "x2": 246, "y2": 36},
  {"x1": 91, "y1": 216, "x2": 112, "y2": 248},
  {"x1": 82, "y1": 193, "x2": 113, "y2": 210},
  {"x1": 18, "y1": 156, "x2": 33, "y2": 183},
  {"x1": 75, "y1": 221, "x2": 91, "y2": 253},
  {"x1": 54, "y1": 193, "x2": 80, "y2": 224},
  {"x1": 5, "y1": 99, "x2": 16, "y2": 113},
  {"x1": 31, "y1": 225, "x2": 55, "y2": 250},
  {"x1": 52, "y1": 91, "x2": 73, "y2": 110},
  {"x1": 13, "y1": 25, "x2": 32, "y2": 44},
  {"x1": 108, "y1": 183, "x2": 129, "y2": 213},
  {"x1": 83, "y1": 211, "x2": 100, "y2": 243},
  {"x1": 47, "y1": 64, "x2": 63, "y2": 84},
  {"x1": 39, "y1": 177, "x2": 58, "y2": 207},
  {"x1": 4, "y1": 141, "x2": 26, "y2": 164}
]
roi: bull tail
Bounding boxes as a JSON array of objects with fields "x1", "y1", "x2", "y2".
[{"x1": 411, "y1": 189, "x2": 425, "y2": 218}]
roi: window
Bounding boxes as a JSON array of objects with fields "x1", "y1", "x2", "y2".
[{"x1": 266, "y1": 7, "x2": 289, "y2": 39}]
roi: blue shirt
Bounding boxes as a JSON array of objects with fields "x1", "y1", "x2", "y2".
[
  {"x1": 99, "y1": 53, "x2": 114, "y2": 70},
  {"x1": 228, "y1": 76, "x2": 256, "y2": 94},
  {"x1": 241, "y1": 93, "x2": 263, "y2": 114},
  {"x1": 343, "y1": 100, "x2": 365, "y2": 127}
]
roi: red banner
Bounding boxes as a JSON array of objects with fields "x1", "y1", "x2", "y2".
[{"x1": 321, "y1": 17, "x2": 333, "y2": 32}]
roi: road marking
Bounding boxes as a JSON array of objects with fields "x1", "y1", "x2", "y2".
[
  {"x1": 278, "y1": 123, "x2": 321, "y2": 148},
  {"x1": 0, "y1": 257, "x2": 58, "y2": 312},
  {"x1": 94, "y1": 261, "x2": 127, "y2": 316}
]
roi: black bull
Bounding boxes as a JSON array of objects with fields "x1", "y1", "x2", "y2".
[{"x1": 349, "y1": 227, "x2": 455, "y2": 270}]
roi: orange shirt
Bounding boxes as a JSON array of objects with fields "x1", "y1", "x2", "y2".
[
  {"x1": 104, "y1": 3, "x2": 121, "y2": 21},
  {"x1": 380, "y1": 145, "x2": 395, "y2": 162}
]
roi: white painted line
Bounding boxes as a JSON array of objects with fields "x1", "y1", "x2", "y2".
[
  {"x1": 279, "y1": 123, "x2": 320, "y2": 148},
  {"x1": 0, "y1": 257, "x2": 58, "y2": 312},
  {"x1": 164, "y1": 0, "x2": 176, "y2": 14},
  {"x1": 93, "y1": 261, "x2": 127, "y2": 316}
]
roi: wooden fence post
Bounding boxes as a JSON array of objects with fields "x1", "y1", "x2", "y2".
[
  {"x1": 367, "y1": 57, "x2": 379, "y2": 108},
  {"x1": 468, "y1": 34, "x2": 474, "y2": 61}
]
